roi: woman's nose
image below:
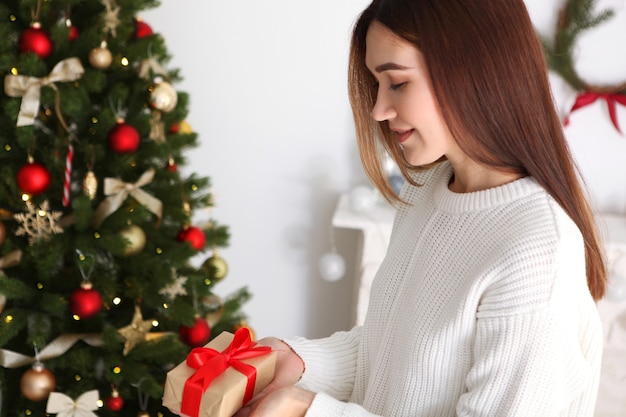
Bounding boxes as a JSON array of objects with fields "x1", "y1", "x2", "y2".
[{"x1": 371, "y1": 90, "x2": 396, "y2": 122}]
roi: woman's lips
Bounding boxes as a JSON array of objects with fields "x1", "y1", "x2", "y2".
[{"x1": 393, "y1": 129, "x2": 414, "y2": 143}]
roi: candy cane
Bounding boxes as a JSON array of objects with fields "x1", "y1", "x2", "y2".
[{"x1": 62, "y1": 143, "x2": 74, "y2": 207}]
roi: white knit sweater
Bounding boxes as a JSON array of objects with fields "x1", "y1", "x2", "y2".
[{"x1": 286, "y1": 162, "x2": 603, "y2": 417}]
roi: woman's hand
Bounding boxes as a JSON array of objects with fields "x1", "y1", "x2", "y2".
[
  {"x1": 234, "y1": 337, "x2": 311, "y2": 417},
  {"x1": 234, "y1": 385, "x2": 315, "y2": 417}
]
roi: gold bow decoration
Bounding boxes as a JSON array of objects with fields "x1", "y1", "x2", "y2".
[
  {"x1": 137, "y1": 57, "x2": 168, "y2": 80},
  {"x1": 4, "y1": 57, "x2": 85, "y2": 127},
  {"x1": 46, "y1": 390, "x2": 99, "y2": 417},
  {"x1": 0, "y1": 333, "x2": 103, "y2": 368},
  {"x1": 92, "y1": 168, "x2": 163, "y2": 228},
  {"x1": 0, "y1": 250, "x2": 22, "y2": 275}
]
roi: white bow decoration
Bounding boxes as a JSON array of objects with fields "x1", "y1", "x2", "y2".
[
  {"x1": 92, "y1": 168, "x2": 163, "y2": 228},
  {"x1": 46, "y1": 390, "x2": 100, "y2": 417},
  {"x1": 4, "y1": 57, "x2": 85, "y2": 127}
]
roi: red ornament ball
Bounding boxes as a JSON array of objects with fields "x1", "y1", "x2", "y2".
[
  {"x1": 68, "y1": 25, "x2": 79, "y2": 42},
  {"x1": 165, "y1": 161, "x2": 178, "y2": 173},
  {"x1": 134, "y1": 19, "x2": 153, "y2": 38},
  {"x1": 17, "y1": 162, "x2": 51, "y2": 195},
  {"x1": 179, "y1": 317, "x2": 211, "y2": 347},
  {"x1": 108, "y1": 121, "x2": 140, "y2": 153},
  {"x1": 19, "y1": 24, "x2": 53, "y2": 59},
  {"x1": 106, "y1": 389, "x2": 124, "y2": 411},
  {"x1": 69, "y1": 283, "x2": 103, "y2": 319},
  {"x1": 177, "y1": 226, "x2": 206, "y2": 251}
]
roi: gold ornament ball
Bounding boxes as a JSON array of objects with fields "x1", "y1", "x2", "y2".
[
  {"x1": 137, "y1": 412, "x2": 150, "y2": 417},
  {"x1": 233, "y1": 321, "x2": 256, "y2": 341},
  {"x1": 118, "y1": 224, "x2": 146, "y2": 256},
  {"x1": 20, "y1": 363, "x2": 56, "y2": 402},
  {"x1": 202, "y1": 254, "x2": 229, "y2": 282},
  {"x1": 89, "y1": 42, "x2": 113, "y2": 69},
  {"x1": 150, "y1": 81, "x2": 178, "y2": 112},
  {"x1": 178, "y1": 120, "x2": 193, "y2": 134}
]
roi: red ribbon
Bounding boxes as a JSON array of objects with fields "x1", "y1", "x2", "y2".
[
  {"x1": 181, "y1": 328, "x2": 271, "y2": 417},
  {"x1": 565, "y1": 91, "x2": 626, "y2": 134}
]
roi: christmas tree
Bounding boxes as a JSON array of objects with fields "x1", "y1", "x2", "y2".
[{"x1": 0, "y1": 0, "x2": 252, "y2": 415}]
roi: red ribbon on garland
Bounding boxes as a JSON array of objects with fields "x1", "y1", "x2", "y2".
[
  {"x1": 181, "y1": 328, "x2": 271, "y2": 417},
  {"x1": 565, "y1": 91, "x2": 626, "y2": 134}
]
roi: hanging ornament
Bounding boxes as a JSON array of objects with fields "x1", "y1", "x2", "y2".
[
  {"x1": 106, "y1": 387, "x2": 124, "y2": 411},
  {"x1": 108, "y1": 120, "x2": 140, "y2": 153},
  {"x1": 149, "y1": 110, "x2": 166, "y2": 143},
  {"x1": 165, "y1": 156, "x2": 177, "y2": 173},
  {"x1": 46, "y1": 390, "x2": 99, "y2": 417},
  {"x1": 159, "y1": 269, "x2": 187, "y2": 300},
  {"x1": 69, "y1": 281, "x2": 103, "y2": 319},
  {"x1": 150, "y1": 80, "x2": 178, "y2": 113},
  {"x1": 0, "y1": 220, "x2": 6, "y2": 245},
  {"x1": 117, "y1": 224, "x2": 146, "y2": 256},
  {"x1": 179, "y1": 316, "x2": 211, "y2": 347},
  {"x1": 319, "y1": 252, "x2": 346, "y2": 282},
  {"x1": 117, "y1": 305, "x2": 154, "y2": 355},
  {"x1": 102, "y1": 0, "x2": 121, "y2": 37},
  {"x1": 19, "y1": 22, "x2": 53, "y2": 59},
  {"x1": 14, "y1": 200, "x2": 63, "y2": 245},
  {"x1": 233, "y1": 321, "x2": 256, "y2": 341},
  {"x1": 62, "y1": 143, "x2": 74, "y2": 207},
  {"x1": 83, "y1": 170, "x2": 98, "y2": 200},
  {"x1": 20, "y1": 361, "x2": 56, "y2": 401},
  {"x1": 176, "y1": 226, "x2": 206, "y2": 251},
  {"x1": 17, "y1": 158, "x2": 51, "y2": 195},
  {"x1": 348, "y1": 185, "x2": 377, "y2": 214},
  {"x1": 202, "y1": 251, "x2": 229, "y2": 282},
  {"x1": 89, "y1": 40, "x2": 113, "y2": 70},
  {"x1": 66, "y1": 19, "x2": 79, "y2": 42},
  {"x1": 134, "y1": 18, "x2": 153, "y2": 39}
]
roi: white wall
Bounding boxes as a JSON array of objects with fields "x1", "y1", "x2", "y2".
[
  {"x1": 143, "y1": 0, "x2": 372, "y2": 339},
  {"x1": 143, "y1": 0, "x2": 626, "y2": 340}
]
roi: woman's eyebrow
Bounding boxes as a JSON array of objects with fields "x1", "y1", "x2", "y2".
[{"x1": 374, "y1": 62, "x2": 412, "y2": 73}]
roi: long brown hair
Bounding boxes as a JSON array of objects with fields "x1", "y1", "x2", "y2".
[{"x1": 348, "y1": 0, "x2": 607, "y2": 301}]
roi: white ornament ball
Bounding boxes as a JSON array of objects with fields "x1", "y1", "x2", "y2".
[
  {"x1": 319, "y1": 252, "x2": 346, "y2": 282},
  {"x1": 151, "y1": 81, "x2": 178, "y2": 112},
  {"x1": 605, "y1": 272, "x2": 626, "y2": 303},
  {"x1": 349, "y1": 185, "x2": 376, "y2": 214}
]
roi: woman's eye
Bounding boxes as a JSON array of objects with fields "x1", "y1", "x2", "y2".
[{"x1": 389, "y1": 82, "x2": 406, "y2": 91}]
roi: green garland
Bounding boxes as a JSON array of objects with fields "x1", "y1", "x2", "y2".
[{"x1": 540, "y1": 0, "x2": 624, "y2": 94}]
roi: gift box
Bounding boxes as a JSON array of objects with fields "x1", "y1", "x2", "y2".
[{"x1": 163, "y1": 328, "x2": 276, "y2": 417}]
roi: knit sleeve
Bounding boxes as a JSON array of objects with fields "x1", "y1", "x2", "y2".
[
  {"x1": 282, "y1": 326, "x2": 362, "y2": 401},
  {"x1": 456, "y1": 214, "x2": 603, "y2": 416}
]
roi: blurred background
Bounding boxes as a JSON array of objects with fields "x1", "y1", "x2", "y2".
[{"x1": 142, "y1": 0, "x2": 626, "y2": 341}]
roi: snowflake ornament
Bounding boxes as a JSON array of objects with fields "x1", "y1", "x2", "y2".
[
  {"x1": 102, "y1": 0, "x2": 121, "y2": 37},
  {"x1": 159, "y1": 269, "x2": 188, "y2": 300},
  {"x1": 14, "y1": 201, "x2": 63, "y2": 245}
]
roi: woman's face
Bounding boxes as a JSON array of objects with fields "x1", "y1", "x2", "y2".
[{"x1": 365, "y1": 21, "x2": 460, "y2": 166}]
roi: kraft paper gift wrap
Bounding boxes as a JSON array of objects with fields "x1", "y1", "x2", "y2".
[{"x1": 162, "y1": 328, "x2": 276, "y2": 417}]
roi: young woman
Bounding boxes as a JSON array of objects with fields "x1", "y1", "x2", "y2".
[{"x1": 235, "y1": 0, "x2": 607, "y2": 416}]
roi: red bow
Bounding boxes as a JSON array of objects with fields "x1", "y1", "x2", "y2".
[
  {"x1": 565, "y1": 91, "x2": 626, "y2": 134},
  {"x1": 181, "y1": 328, "x2": 271, "y2": 417}
]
